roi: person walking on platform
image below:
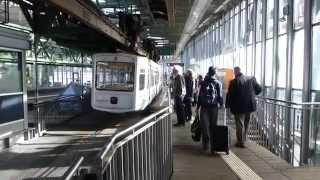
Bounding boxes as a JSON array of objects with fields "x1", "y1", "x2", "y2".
[
  {"x1": 193, "y1": 75, "x2": 203, "y2": 106},
  {"x1": 226, "y1": 66, "x2": 262, "y2": 148},
  {"x1": 196, "y1": 67, "x2": 223, "y2": 153},
  {"x1": 184, "y1": 70, "x2": 194, "y2": 121},
  {"x1": 172, "y1": 68, "x2": 186, "y2": 127}
]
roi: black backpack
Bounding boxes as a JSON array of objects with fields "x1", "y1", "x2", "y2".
[{"x1": 200, "y1": 78, "x2": 221, "y2": 107}]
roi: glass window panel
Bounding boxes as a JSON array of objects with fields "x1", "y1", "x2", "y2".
[
  {"x1": 240, "y1": 47, "x2": 246, "y2": 74},
  {"x1": 235, "y1": 5, "x2": 240, "y2": 13},
  {"x1": 294, "y1": 0, "x2": 304, "y2": 29},
  {"x1": 241, "y1": 0, "x2": 246, "y2": 9},
  {"x1": 267, "y1": 0, "x2": 274, "y2": 38},
  {"x1": 234, "y1": 13, "x2": 239, "y2": 45},
  {"x1": 313, "y1": 0, "x2": 320, "y2": 24},
  {"x1": 312, "y1": 25, "x2": 320, "y2": 90},
  {"x1": 226, "y1": 20, "x2": 230, "y2": 44},
  {"x1": 279, "y1": 0, "x2": 288, "y2": 34},
  {"x1": 0, "y1": 95, "x2": 24, "y2": 124},
  {"x1": 96, "y1": 62, "x2": 135, "y2": 91},
  {"x1": 256, "y1": 0, "x2": 263, "y2": 42},
  {"x1": 292, "y1": 30, "x2": 304, "y2": 89},
  {"x1": 0, "y1": 51, "x2": 22, "y2": 94},
  {"x1": 265, "y1": 39, "x2": 274, "y2": 86},
  {"x1": 247, "y1": 45, "x2": 253, "y2": 76},
  {"x1": 276, "y1": 88, "x2": 286, "y2": 100},
  {"x1": 241, "y1": 10, "x2": 246, "y2": 46},
  {"x1": 277, "y1": 35, "x2": 287, "y2": 88},
  {"x1": 247, "y1": 4, "x2": 254, "y2": 44},
  {"x1": 255, "y1": 43, "x2": 262, "y2": 83},
  {"x1": 292, "y1": 89, "x2": 302, "y2": 102}
]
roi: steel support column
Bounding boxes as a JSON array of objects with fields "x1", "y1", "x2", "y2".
[
  {"x1": 252, "y1": 0, "x2": 257, "y2": 76},
  {"x1": 261, "y1": 0, "x2": 267, "y2": 96},
  {"x1": 301, "y1": 0, "x2": 312, "y2": 165},
  {"x1": 284, "y1": 0, "x2": 294, "y2": 163}
]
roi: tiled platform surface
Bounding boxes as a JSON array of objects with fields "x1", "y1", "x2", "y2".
[{"x1": 171, "y1": 112, "x2": 320, "y2": 180}]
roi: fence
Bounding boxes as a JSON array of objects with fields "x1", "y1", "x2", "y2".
[
  {"x1": 248, "y1": 96, "x2": 320, "y2": 166},
  {"x1": 28, "y1": 94, "x2": 91, "y2": 134},
  {"x1": 96, "y1": 106, "x2": 173, "y2": 180}
]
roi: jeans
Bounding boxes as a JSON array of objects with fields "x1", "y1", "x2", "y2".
[
  {"x1": 174, "y1": 96, "x2": 186, "y2": 124},
  {"x1": 234, "y1": 113, "x2": 251, "y2": 144},
  {"x1": 200, "y1": 107, "x2": 218, "y2": 150}
]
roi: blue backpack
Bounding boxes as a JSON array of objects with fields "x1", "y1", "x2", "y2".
[{"x1": 200, "y1": 78, "x2": 221, "y2": 107}]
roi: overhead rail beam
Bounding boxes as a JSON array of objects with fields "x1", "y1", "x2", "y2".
[
  {"x1": 47, "y1": 0, "x2": 128, "y2": 47},
  {"x1": 165, "y1": 0, "x2": 176, "y2": 27}
]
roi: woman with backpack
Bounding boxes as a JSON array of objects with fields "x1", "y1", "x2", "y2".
[{"x1": 196, "y1": 67, "x2": 223, "y2": 154}]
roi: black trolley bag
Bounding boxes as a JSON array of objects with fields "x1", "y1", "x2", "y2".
[{"x1": 212, "y1": 108, "x2": 230, "y2": 154}]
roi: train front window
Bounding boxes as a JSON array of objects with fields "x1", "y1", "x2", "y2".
[{"x1": 96, "y1": 62, "x2": 135, "y2": 91}]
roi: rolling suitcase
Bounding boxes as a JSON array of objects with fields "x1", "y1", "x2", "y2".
[{"x1": 212, "y1": 108, "x2": 230, "y2": 154}]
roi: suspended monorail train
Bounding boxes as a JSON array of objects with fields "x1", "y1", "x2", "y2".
[{"x1": 92, "y1": 53, "x2": 162, "y2": 113}]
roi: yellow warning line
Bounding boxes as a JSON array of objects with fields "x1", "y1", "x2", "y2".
[{"x1": 221, "y1": 151, "x2": 263, "y2": 180}]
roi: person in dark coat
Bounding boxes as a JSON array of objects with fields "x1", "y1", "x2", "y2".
[
  {"x1": 184, "y1": 70, "x2": 193, "y2": 121},
  {"x1": 226, "y1": 66, "x2": 262, "y2": 148},
  {"x1": 172, "y1": 68, "x2": 186, "y2": 126}
]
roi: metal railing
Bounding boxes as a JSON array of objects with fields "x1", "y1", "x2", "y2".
[
  {"x1": 247, "y1": 96, "x2": 320, "y2": 166},
  {"x1": 96, "y1": 106, "x2": 173, "y2": 180},
  {"x1": 63, "y1": 156, "x2": 85, "y2": 180}
]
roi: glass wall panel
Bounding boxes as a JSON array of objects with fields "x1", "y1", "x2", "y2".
[
  {"x1": 276, "y1": 89, "x2": 286, "y2": 100},
  {"x1": 240, "y1": 47, "x2": 246, "y2": 73},
  {"x1": 279, "y1": 0, "x2": 288, "y2": 34},
  {"x1": 292, "y1": 30, "x2": 304, "y2": 90},
  {"x1": 234, "y1": 13, "x2": 240, "y2": 45},
  {"x1": 241, "y1": 10, "x2": 246, "y2": 46},
  {"x1": 256, "y1": 0, "x2": 263, "y2": 42},
  {"x1": 248, "y1": 4, "x2": 254, "y2": 44},
  {"x1": 292, "y1": 89, "x2": 302, "y2": 102},
  {"x1": 267, "y1": 0, "x2": 274, "y2": 38},
  {"x1": 313, "y1": 0, "x2": 320, "y2": 23},
  {"x1": 255, "y1": 43, "x2": 262, "y2": 83},
  {"x1": 312, "y1": 25, "x2": 320, "y2": 90},
  {"x1": 277, "y1": 35, "x2": 287, "y2": 88},
  {"x1": 247, "y1": 45, "x2": 253, "y2": 76},
  {"x1": 0, "y1": 51, "x2": 22, "y2": 94},
  {"x1": 294, "y1": 0, "x2": 304, "y2": 29},
  {"x1": 265, "y1": 39, "x2": 273, "y2": 86}
]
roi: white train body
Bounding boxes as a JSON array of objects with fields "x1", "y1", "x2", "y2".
[{"x1": 92, "y1": 53, "x2": 162, "y2": 113}]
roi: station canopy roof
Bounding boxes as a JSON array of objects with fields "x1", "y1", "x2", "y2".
[{"x1": 5, "y1": 0, "x2": 237, "y2": 56}]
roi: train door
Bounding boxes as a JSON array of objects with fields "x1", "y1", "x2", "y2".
[{"x1": 135, "y1": 57, "x2": 149, "y2": 110}]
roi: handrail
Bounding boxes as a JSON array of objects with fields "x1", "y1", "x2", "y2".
[
  {"x1": 99, "y1": 106, "x2": 171, "y2": 160},
  {"x1": 63, "y1": 156, "x2": 84, "y2": 180},
  {"x1": 257, "y1": 96, "x2": 320, "y2": 106}
]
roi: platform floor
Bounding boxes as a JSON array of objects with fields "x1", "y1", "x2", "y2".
[{"x1": 171, "y1": 111, "x2": 320, "y2": 180}]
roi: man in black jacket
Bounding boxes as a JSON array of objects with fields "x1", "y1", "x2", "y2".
[
  {"x1": 172, "y1": 68, "x2": 186, "y2": 126},
  {"x1": 184, "y1": 70, "x2": 193, "y2": 121},
  {"x1": 226, "y1": 67, "x2": 262, "y2": 148}
]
